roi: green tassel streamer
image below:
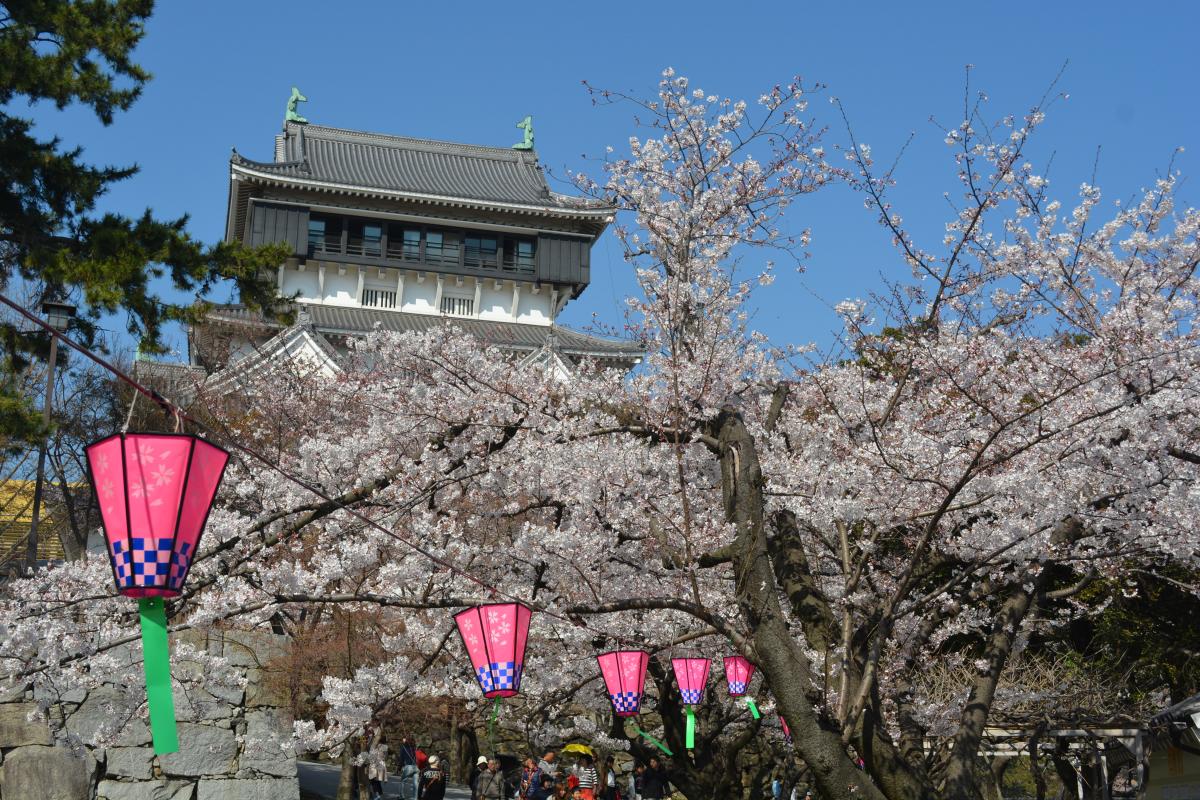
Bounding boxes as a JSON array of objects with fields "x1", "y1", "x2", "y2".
[
  {"x1": 139, "y1": 597, "x2": 178, "y2": 755},
  {"x1": 489, "y1": 697, "x2": 500, "y2": 754},
  {"x1": 684, "y1": 705, "x2": 696, "y2": 750},
  {"x1": 745, "y1": 697, "x2": 760, "y2": 719},
  {"x1": 634, "y1": 726, "x2": 674, "y2": 756}
]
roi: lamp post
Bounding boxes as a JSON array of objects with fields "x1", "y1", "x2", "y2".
[{"x1": 25, "y1": 300, "x2": 75, "y2": 570}]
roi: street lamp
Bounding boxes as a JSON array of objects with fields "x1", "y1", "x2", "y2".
[
  {"x1": 42, "y1": 301, "x2": 75, "y2": 333},
  {"x1": 24, "y1": 300, "x2": 76, "y2": 570}
]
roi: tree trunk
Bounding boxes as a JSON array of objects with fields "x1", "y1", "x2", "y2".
[
  {"x1": 941, "y1": 588, "x2": 1036, "y2": 798},
  {"x1": 449, "y1": 710, "x2": 461, "y2": 784},
  {"x1": 714, "y1": 407, "x2": 888, "y2": 800},
  {"x1": 457, "y1": 720, "x2": 479, "y2": 786},
  {"x1": 336, "y1": 744, "x2": 356, "y2": 800},
  {"x1": 981, "y1": 755, "x2": 1011, "y2": 800}
]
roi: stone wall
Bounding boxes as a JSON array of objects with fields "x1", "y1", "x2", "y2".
[{"x1": 0, "y1": 629, "x2": 299, "y2": 800}]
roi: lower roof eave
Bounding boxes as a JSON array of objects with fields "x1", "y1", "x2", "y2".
[{"x1": 232, "y1": 163, "x2": 615, "y2": 223}]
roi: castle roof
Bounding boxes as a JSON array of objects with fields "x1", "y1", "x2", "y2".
[
  {"x1": 230, "y1": 122, "x2": 611, "y2": 218},
  {"x1": 199, "y1": 303, "x2": 644, "y2": 362}
]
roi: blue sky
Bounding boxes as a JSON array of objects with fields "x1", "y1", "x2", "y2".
[{"x1": 29, "y1": 0, "x2": 1200, "y2": 359}]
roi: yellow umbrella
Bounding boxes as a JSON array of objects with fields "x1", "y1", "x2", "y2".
[{"x1": 562, "y1": 743, "x2": 594, "y2": 756}]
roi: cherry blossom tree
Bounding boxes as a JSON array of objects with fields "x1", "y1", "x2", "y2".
[{"x1": 2, "y1": 70, "x2": 1198, "y2": 800}]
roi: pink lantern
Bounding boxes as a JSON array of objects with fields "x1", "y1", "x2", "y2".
[
  {"x1": 781, "y1": 715, "x2": 792, "y2": 745},
  {"x1": 723, "y1": 656, "x2": 755, "y2": 696},
  {"x1": 597, "y1": 650, "x2": 650, "y2": 717},
  {"x1": 671, "y1": 657, "x2": 710, "y2": 704},
  {"x1": 86, "y1": 431, "x2": 230, "y2": 757},
  {"x1": 671, "y1": 656, "x2": 710, "y2": 750},
  {"x1": 87, "y1": 432, "x2": 230, "y2": 597},
  {"x1": 454, "y1": 602, "x2": 532, "y2": 698}
]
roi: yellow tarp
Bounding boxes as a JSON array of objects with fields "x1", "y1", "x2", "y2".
[{"x1": 0, "y1": 479, "x2": 67, "y2": 562}]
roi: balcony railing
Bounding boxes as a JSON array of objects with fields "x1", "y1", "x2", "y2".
[
  {"x1": 307, "y1": 218, "x2": 536, "y2": 278},
  {"x1": 346, "y1": 236, "x2": 382, "y2": 258}
]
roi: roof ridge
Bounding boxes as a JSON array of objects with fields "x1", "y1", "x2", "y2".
[{"x1": 288, "y1": 122, "x2": 537, "y2": 163}]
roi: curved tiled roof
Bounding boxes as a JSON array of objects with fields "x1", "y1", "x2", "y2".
[
  {"x1": 201, "y1": 304, "x2": 644, "y2": 361},
  {"x1": 231, "y1": 122, "x2": 609, "y2": 213}
]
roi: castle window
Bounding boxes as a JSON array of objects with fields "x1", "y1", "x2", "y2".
[
  {"x1": 503, "y1": 237, "x2": 536, "y2": 274},
  {"x1": 387, "y1": 225, "x2": 422, "y2": 261},
  {"x1": 363, "y1": 288, "x2": 397, "y2": 309},
  {"x1": 308, "y1": 215, "x2": 343, "y2": 255},
  {"x1": 440, "y1": 295, "x2": 474, "y2": 317},
  {"x1": 347, "y1": 219, "x2": 382, "y2": 258},
  {"x1": 464, "y1": 234, "x2": 498, "y2": 269},
  {"x1": 425, "y1": 230, "x2": 461, "y2": 266}
]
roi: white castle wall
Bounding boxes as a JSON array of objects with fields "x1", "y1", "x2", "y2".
[{"x1": 279, "y1": 265, "x2": 555, "y2": 325}]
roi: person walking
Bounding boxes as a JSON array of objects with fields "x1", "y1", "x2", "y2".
[
  {"x1": 639, "y1": 758, "x2": 669, "y2": 800},
  {"x1": 529, "y1": 750, "x2": 559, "y2": 800},
  {"x1": 469, "y1": 755, "x2": 488, "y2": 799},
  {"x1": 628, "y1": 763, "x2": 644, "y2": 800},
  {"x1": 600, "y1": 755, "x2": 619, "y2": 800},
  {"x1": 475, "y1": 757, "x2": 506, "y2": 800},
  {"x1": 367, "y1": 751, "x2": 388, "y2": 800},
  {"x1": 520, "y1": 757, "x2": 540, "y2": 799},
  {"x1": 574, "y1": 755, "x2": 597, "y2": 800},
  {"x1": 419, "y1": 755, "x2": 446, "y2": 800},
  {"x1": 398, "y1": 736, "x2": 420, "y2": 800}
]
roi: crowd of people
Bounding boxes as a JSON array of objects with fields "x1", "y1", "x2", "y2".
[
  {"x1": 360, "y1": 739, "x2": 832, "y2": 800},
  {"x1": 363, "y1": 734, "x2": 450, "y2": 800},
  {"x1": 477, "y1": 750, "x2": 672, "y2": 800},
  {"x1": 362, "y1": 733, "x2": 675, "y2": 800}
]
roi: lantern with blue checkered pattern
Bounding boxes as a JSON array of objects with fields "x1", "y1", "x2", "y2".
[
  {"x1": 671, "y1": 656, "x2": 710, "y2": 750},
  {"x1": 723, "y1": 656, "x2": 754, "y2": 696},
  {"x1": 86, "y1": 432, "x2": 230, "y2": 757},
  {"x1": 454, "y1": 602, "x2": 532, "y2": 698},
  {"x1": 87, "y1": 433, "x2": 229, "y2": 598},
  {"x1": 723, "y1": 655, "x2": 761, "y2": 719},
  {"x1": 597, "y1": 650, "x2": 649, "y2": 717}
]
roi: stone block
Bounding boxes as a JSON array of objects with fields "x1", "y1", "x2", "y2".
[
  {"x1": 173, "y1": 660, "x2": 244, "y2": 709},
  {"x1": 0, "y1": 681, "x2": 28, "y2": 702},
  {"x1": 158, "y1": 723, "x2": 237, "y2": 777},
  {"x1": 244, "y1": 669, "x2": 285, "y2": 708},
  {"x1": 172, "y1": 684, "x2": 236, "y2": 723},
  {"x1": 220, "y1": 631, "x2": 286, "y2": 668},
  {"x1": 239, "y1": 709, "x2": 296, "y2": 778},
  {"x1": 33, "y1": 684, "x2": 88, "y2": 704},
  {"x1": 96, "y1": 778, "x2": 196, "y2": 800},
  {"x1": 0, "y1": 701, "x2": 52, "y2": 746},
  {"x1": 65, "y1": 688, "x2": 152, "y2": 747},
  {"x1": 104, "y1": 746, "x2": 155, "y2": 779},
  {"x1": 0, "y1": 744, "x2": 96, "y2": 799},
  {"x1": 195, "y1": 777, "x2": 298, "y2": 800}
]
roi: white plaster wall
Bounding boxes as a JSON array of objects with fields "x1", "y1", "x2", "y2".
[
  {"x1": 402, "y1": 277, "x2": 437, "y2": 314},
  {"x1": 323, "y1": 269, "x2": 358, "y2": 306},
  {"x1": 281, "y1": 270, "x2": 320, "y2": 303},
  {"x1": 478, "y1": 285, "x2": 511, "y2": 321},
  {"x1": 516, "y1": 292, "x2": 552, "y2": 325},
  {"x1": 226, "y1": 336, "x2": 259, "y2": 365}
]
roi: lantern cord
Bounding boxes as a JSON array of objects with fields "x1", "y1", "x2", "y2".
[
  {"x1": 684, "y1": 705, "x2": 696, "y2": 750},
  {"x1": 634, "y1": 725, "x2": 673, "y2": 757},
  {"x1": 745, "y1": 697, "x2": 760, "y2": 719},
  {"x1": 121, "y1": 382, "x2": 138, "y2": 434},
  {"x1": 0, "y1": 292, "x2": 499, "y2": 593},
  {"x1": 138, "y1": 597, "x2": 179, "y2": 755},
  {"x1": 0, "y1": 292, "x2": 651, "y2": 648}
]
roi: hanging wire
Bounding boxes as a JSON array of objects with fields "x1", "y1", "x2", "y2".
[{"x1": 0, "y1": 292, "x2": 682, "y2": 650}]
